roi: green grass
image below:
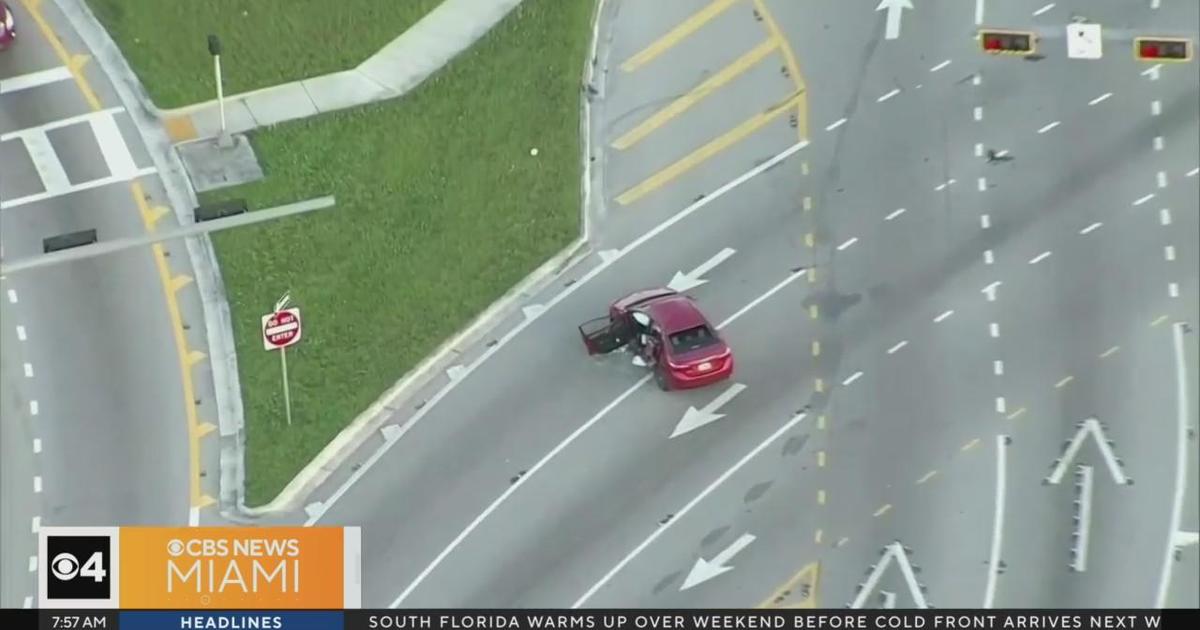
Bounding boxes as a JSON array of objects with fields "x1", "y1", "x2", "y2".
[
  {"x1": 88, "y1": 0, "x2": 444, "y2": 108},
  {"x1": 196, "y1": 0, "x2": 594, "y2": 506}
]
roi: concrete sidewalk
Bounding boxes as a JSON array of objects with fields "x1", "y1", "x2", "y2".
[{"x1": 162, "y1": 0, "x2": 526, "y2": 143}]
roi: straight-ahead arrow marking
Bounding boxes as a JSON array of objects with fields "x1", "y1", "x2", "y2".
[
  {"x1": 1071, "y1": 465, "x2": 1095, "y2": 572},
  {"x1": 668, "y1": 248, "x2": 736, "y2": 292},
  {"x1": 877, "y1": 0, "x2": 914, "y2": 40},
  {"x1": 670, "y1": 382, "x2": 747, "y2": 438},
  {"x1": 1045, "y1": 418, "x2": 1130, "y2": 485},
  {"x1": 681, "y1": 533, "x2": 756, "y2": 590},
  {"x1": 850, "y1": 542, "x2": 928, "y2": 608}
]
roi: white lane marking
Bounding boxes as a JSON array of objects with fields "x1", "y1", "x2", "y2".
[
  {"x1": 973, "y1": 74, "x2": 982, "y2": 86},
  {"x1": 23, "y1": 363, "x2": 34, "y2": 378},
  {"x1": 189, "y1": 506, "x2": 200, "y2": 527},
  {"x1": 982, "y1": 281, "x2": 1001, "y2": 301},
  {"x1": 1160, "y1": 208, "x2": 1172, "y2": 225},
  {"x1": 16, "y1": 325, "x2": 27, "y2": 340},
  {"x1": 1088, "y1": 92, "x2": 1113, "y2": 106},
  {"x1": 573, "y1": 410, "x2": 811, "y2": 607},
  {"x1": 994, "y1": 360, "x2": 1004, "y2": 375},
  {"x1": 1072, "y1": 465, "x2": 1094, "y2": 572},
  {"x1": 33, "y1": 439, "x2": 42, "y2": 454},
  {"x1": 28, "y1": 556, "x2": 37, "y2": 573},
  {"x1": 29, "y1": 401, "x2": 38, "y2": 416},
  {"x1": 385, "y1": 268, "x2": 809, "y2": 605},
  {"x1": 984, "y1": 249, "x2": 994, "y2": 265},
  {"x1": 975, "y1": 0, "x2": 986, "y2": 25},
  {"x1": 837, "y1": 237, "x2": 859, "y2": 251},
  {"x1": 6, "y1": 289, "x2": 17, "y2": 303},
  {"x1": 826, "y1": 118, "x2": 848, "y2": 131},
  {"x1": 1157, "y1": 172, "x2": 1168, "y2": 188},
  {"x1": 978, "y1": 177, "x2": 988, "y2": 191},
  {"x1": 1156, "y1": 323, "x2": 1192, "y2": 607},
  {"x1": 1032, "y1": 3, "x2": 1055, "y2": 16},
  {"x1": 935, "y1": 179, "x2": 957, "y2": 191},
  {"x1": 1080, "y1": 222, "x2": 1103, "y2": 234},
  {"x1": 33, "y1": 476, "x2": 42, "y2": 493},
  {"x1": 1029, "y1": 251, "x2": 1052, "y2": 264},
  {"x1": 983, "y1": 434, "x2": 1009, "y2": 607},
  {"x1": 1154, "y1": 136, "x2": 1164, "y2": 151},
  {"x1": 930, "y1": 60, "x2": 952, "y2": 72},
  {"x1": 89, "y1": 111, "x2": 140, "y2": 180},
  {"x1": 877, "y1": 88, "x2": 901, "y2": 103},
  {"x1": 0, "y1": 66, "x2": 73, "y2": 95},
  {"x1": 887, "y1": 340, "x2": 908, "y2": 354},
  {"x1": 974, "y1": 106, "x2": 983, "y2": 121},
  {"x1": 934, "y1": 310, "x2": 954, "y2": 323},
  {"x1": 975, "y1": 143, "x2": 984, "y2": 157},
  {"x1": 1165, "y1": 245, "x2": 1176, "y2": 261},
  {"x1": 20, "y1": 130, "x2": 72, "y2": 196},
  {"x1": 1152, "y1": 100, "x2": 1162, "y2": 116},
  {"x1": 31, "y1": 516, "x2": 40, "y2": 533},
  {"x1": 1151, "y1": 0, "x2": 1161, "y2": 9},
  {"x1": 0, "y1": 168, "x2": 158, "y2": 210},
  {"x1": 1142, "y1": 64, "x2": 1162, "y2": 79},
  {"x1": 990, "y1": 322, "x2": 1000, "y2": 338},
  {"x1": 0, "y1": 107, "x2": 126, "y2": 142},
  {"x1": 1187, "y1": 167, "x2": 1199, "y2": 177},
  {"x1": 23, "y1": 596, "x2": 32, "y2": 609},
  {"x1": 995, "y1": 396, "x2": 1007, "y2": 413},
  {"x1": 885, "y1": 208, "x2": 907, "y2": 221},
  {"x1": 1134, "y1": 193, "x2": 1156, "y2": 206},
  {"x1": 1168, "y1": 283, "x2": 1179, "y2": 298},
  {"x1": 842, "y1": 371, "x2": 864, "y2": 386},
  {"x1": 1037, "y1": 121, "x2": 1061, "y2": 134}
]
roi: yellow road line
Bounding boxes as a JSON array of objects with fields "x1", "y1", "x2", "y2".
[
  {"x1": 811, "y1": 340, "x2": 821, "y2": 357},
  {"x1": 170, "y1": 275, "x2": 194, "y2": 292},
  {"x1": 916, "y1": 470, "x2": 938, "y2": 485},
  {"x1": 801, "y1": 160, "x2": 810, "y2": 175},
  {"x1": 751, "y1": 0, "x2": 809, "y2": 140},
  {"x1": 873, "y1": 504, "x2": 892, "y2": 518},
  {"x1": 758, "y1": 561, "x2": 819, "y2": 608},
  {"x1": 616, "y1": 91, "x2": 803, "y2": 205},
  {"x1": 1055, "y1": 375, "x2": 1074, "y2": 389},
  {"x1": 196, "y1": 422, "x2": 218, "y2": 438},
  {"x1": 1006, "y1": 407, "x2": 1027, "y2": 420},
  {"x1": 809, "y1": 303, "x2": 818, "y2": 319},
  {"x1": 804, "y1": 233, "x2": 814, "y2": 248},
  {"x1": 961, "y1": 437, "x2": 981, "y2": 452},
  {"x1": 621, "y1": 0, "x2": 743, "y2": 72},
  {"x1": 803, "y1": 196, "x2": 813, "y2": 211},
  {"x1": 814, "y1": 377, "x2": 824, "y2": 393},
  {"x1": 18, "y1": 0, "x2": 102, "y2": 111},
  {"x1": 817, "y1": 415, "x2": 826, "y2": 430},
  {"x1": 817, "y1": 450, "x2": 826, "y2": 467},
  {"x1": 814, "y1": 529, "x2": 823, "y2": 544},
  {"x1": 613, "y1": 38, "x2": 780, "y2": 151},
  {"x1": 817, "y1": 489, "x2": 826, "y2": 505}
]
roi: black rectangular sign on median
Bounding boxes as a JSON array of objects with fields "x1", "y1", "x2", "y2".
[
  {"x1": 42, "y1": 229, "x2": 99, "y2": 254},
  {"x1": 193, "y1": 198, "x2": 248, "y2": 223}
]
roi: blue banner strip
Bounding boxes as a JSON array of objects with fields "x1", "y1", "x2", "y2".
[{"x1": 119, "y1": 611, "x2": 343, "y2": 630}]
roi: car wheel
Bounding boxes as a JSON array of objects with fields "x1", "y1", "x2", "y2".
[{"x1": 655, "y1": 367, "x2": 670, "y2": 391}]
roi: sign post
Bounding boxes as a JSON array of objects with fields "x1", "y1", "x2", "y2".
[
  {"x1": 261, "y1": 292, "x2": 302, "y2": 425},
  {"x1": 207, "y1": 34, "x2": 226, "y2": 135}
]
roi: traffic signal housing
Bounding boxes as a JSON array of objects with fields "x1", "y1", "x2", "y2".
[
  {"x1": 978, "y1": 30, "x2": 1037, "y2": 56},
  {"x1": 1135, "y1": 37, "x2": 1192, "y2": 62}
]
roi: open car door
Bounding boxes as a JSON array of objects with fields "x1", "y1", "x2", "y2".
[{"x1": 578, "y1": 316, "x2": 631, "y2": 355}]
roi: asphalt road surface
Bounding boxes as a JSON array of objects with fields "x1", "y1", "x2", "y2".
[{"x1": 0, "y1": 0, "x2": 196, "y2": 607}]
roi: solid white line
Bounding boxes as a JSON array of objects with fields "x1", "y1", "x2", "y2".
[
  {"x1": 887, "y1": 340, "x2": 908, "y2": 354},
  {"x1": 1157, "y1": 172, "x2": 1168, "y2": 188},
  {"x1": 28, "y1": 556, "x2": 37, "y2": 573},
  {"x1": 1154, "y1": 136, "x2": 1164, "y2": 151},
  {"x1": 1152, "y1": 100, "x2": 1162, "y2": 116},
  {"x1": 974, "y1": 106, "x2": 983, "y2": 121},
  {"x1": 1033, "y1": 2, "x2": 1055, "y2": 16},
  {"x1": 1029, "y1": 251, "x2": 1052, "y2": 264},
  {"x1": 385, "y1": 270, "x2": 807, "y2": 606},
  {"x1": 984, "y1": 250, "x2": 995, "y2": 265},
  {"x1": 572, "y1": 411, "x2": 810, "y2": 607},
  {"x1": 1037, "y1": 121, "x2": 1061, "y2": 134},
  {"x1": 1134, "y1": 193, "x2": 1156, "y2": 206},
  {"x1": 0, "y1": 107, "x2": 126, "y2": 142},
  {"x1": 1080, "y1": 222, "x2": 1103, "y2": 234},
  {"x1": 34, "y1": 476, "x2": 42, "y2": 493},
  {"x1": 1165, "y1": 245, "x2": 1176, "y2": 261},
  {"x1": 1156, "y1": 322, "x2": 1191, "y2": 607},
  {"x1": 975, "y1": 0, "x2": 985, "y2": 25},
  {"x1": 994, "y1": 360, "x2": 1004, "y2": 375},
  {"x1": 885, "y1": 208, "x2": 906, "y2": 221},
  {"x1": 1168, "y1": 283, "x2": 1179, "y2": 298},
  {"x1": 29, "y1": 400, "x2": 38, "y2": 416},
  {"x1": 0, "y1": 66, "x2": 73, "y2": 95},
  {"x1": 33, "y1": 438, "x2": 42, "y2": 454},
  {"x1": 1187, "y1": 167, "x2": 1199, "y2": 178},
  {"x1": 934, "y1": 310, "x2": 954, "y2": 323},
  {"x1": 23, "y1": 363, "x2": 33, "y2": 378},
  {"x1": 1088, "y1": 93, "x2": 1113, "y2": 106},
  {"x1": 842, "y1": 371, "x2": 864, "y2": 386},
  {"x1": 990, "y1": 322, "x2": 1000, "y2": 338},
  {"x1": 837, "y1": 237, "x2": 858, "y2": 251},
  {"x1": 930, "y1": 60, "x2": 952, "y2": 72},
  {"x1": 16, "y1": 325, "x2": 27, "y2": 340},
  {"x1": 983, "y1": 434, "x2": 1009, "y2": 607},
  {"x1": 1072, "y1": 465, "x2": 1094, "y2": 572},
  {"x1": 877, "y1": 89, "x2": 901, "y2": 103},
  {"x1": 90, "y1": 111, "x2": 140, "y2": 180},
  {"x1": 0, "y1": 168, "x2": 158, "y2": 210},
  {"x1": 31, "y1": 516, "x2": 40, "y2": 533},
  {"x1": 978, "y1": 177, "x2": 988, "y2": 192},
  {"x1": 826, "y1": 118, "x2": 848, "y2": 131},
  {"x1": 995, "y1": 397, "x2": 1006, "y2": 413}
]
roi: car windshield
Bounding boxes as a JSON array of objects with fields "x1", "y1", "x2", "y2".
[{"x1": 668, "y1": 325, "x2": 718, "y2": 354}]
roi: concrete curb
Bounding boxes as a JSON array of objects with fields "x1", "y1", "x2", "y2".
[{"x1": 242, "y1": 0, "x2": 613, "y2": 516}]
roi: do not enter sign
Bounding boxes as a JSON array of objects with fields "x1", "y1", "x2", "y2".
[{"x1": 262, "y1": 308, "x2": 302, "y2": 350}]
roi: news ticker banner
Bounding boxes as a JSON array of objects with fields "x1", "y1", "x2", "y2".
[
  {"x1": 8, "y1": 610, "x2": 1199, "y2": 630},
  {"x1": 37, "y1": 526, "x2": 360, "y2": 609}
]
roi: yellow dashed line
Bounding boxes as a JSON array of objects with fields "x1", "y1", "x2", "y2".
[
  {"x1": 814, "y1": 378, "x2": 824, "y2": 393},
  {"x1": 811, "y1": 340, "x2": 821, "y2": 357},
  {"x1": 751, "y1": 0, "x2": 808, "y2": 140},
  {"x1": 1152, "y1": 315, "x2": 1169, "y2": 327},
  {"x1": 185, "y1": 350, "x2": 207, "y2": 367},
  {"x1": 814, "y1": 529, "x2": 823, "y2": 544},
  {"x1": 801, "y1": 160, "x2": 810, "y2": 176},
  {"x1": 807, "y1": 266, "x2": 816, "y2": 283},
  {"x1": 616, "y1": 91, "x2": 803, "y2": 205},
  {"x1": 758, "y1": 561, "x2": 819, "y2": 609},
  {"x1": 1055, "y1": 375, "x2": 1074, "y2": 389},
  {"x1": 1006, "y1": 407, "x2": 1027, "y2": 420},
  {"x1": 809, "y1": 304, "x2": 818, "y2": 319},
  {"x1": 873, "y1": 504, "x2": 892, "y2": 518},
  {"x1": 804, "y1": 233, "x2": 814, "y2": 248},
  {"x1": 817, "y1": 450, "x2": 826, "y2": 467},
  {"x1": 613, "y1": 38, "x2": 781, "y2": 150},
  {"x1": 19, "y1": 0, "x2": 103, "y2": 111},
  {"x1": 803, "y1": 196, "x2": 813, "y2": 211},
  {"x1": 916, "y1": 470, "x2": 938, "y2": 485},
  {"x1": 817, "y1": 489, "x2": 827, "y2": 505},
  {"x1": 961, "y1": 438, "x2": 981, "y2": 452},
  {"x1": 817, "y1": 415, "x2": 826, "y2": 430},
  {"x1": 140, "y1": 204, "x2": 171, "y2": 228},
  {"x1": 1099, "y1": 346, "x2": 1120, "y2": 359},
  {"x1": 621, "y1": 0, "x2": 743, "y2": 72}
]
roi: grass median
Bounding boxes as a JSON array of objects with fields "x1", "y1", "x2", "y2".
[
  {"x1": 133, "y1": 0, "x2": 593, "y2": 505},
  {"x1": 88, "y1": 0, "x2": 444, "y2": 108}
]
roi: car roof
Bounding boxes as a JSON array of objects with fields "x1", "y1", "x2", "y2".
[{"x1": 641, "y1": 294, "x2": 709, "y2": 334}]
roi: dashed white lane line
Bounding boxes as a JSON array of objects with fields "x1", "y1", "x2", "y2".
[
  {"x1": 1033, "y1": 2, "x2": 1055, "y2": 16},
  {"x1": 826, "y1": 118, "x2": 848, "y2": 131},
  {"x1": 1154, "y1": 136, "x2": 1164, "y2": 151},
  {"x1": 28, "y1": 556, "x2": 37, "y2": 573},
  {"x1": 16, "y1": 325, "x2": 27, "y2": 341},
  {"x1": 1142, "y1": 64, "x2": 1162, "y2": 79},
  {"x1": 1151, "y1": 0, "x2": 1161, "y2": 9},
  {"x1": 23, "y1": 596, "x2": 32, "y2": 609},
  {"x1": 934, "y1": 310, "x2": 955, "y2": 323},
  {"x1": 837, "y1": 237, "x2": 859, "y2": 251},
  {"x1": 1080, "y1": 222, "x2": 1103, "y2": 234},
  {"x1": 978, "y1": 177, "x2": 988, "y2": 191},
  {"x1": 973, "y1": 74, "x2": 982, "y2": 86},
  {"x1": 1037, "y1": 121, "x2": 1061, "y2": 134},
  {"x1": 935, "y1": 179, "x2": 957, "y2": 191},
  {"x1": 877, "y1": 88, "x2": 901, "y2": 103},
  {"x1": 994, "y1": 360, "x2": 1004, "y2": 375},
  {"x1": 29, "y1": 400, "x2": 39, "y2": 416},
  {"x1": 981, "y1": 214, "x2": 991, "y2": 229},
  {"x1": 887, "y1": 340, "x2": 908, "y2": 354},
  {"x1": 982, "y1": 281, "x2": 1001, "y2": 301},
  {"x1": 885, "y1": 208, "x2": 906, "y2": 221},
  {"x1": 1157, "y1": 171, "x2": 1168, "y2": 188},
  {"x1": 31, "y1": 516, "x2": 40, "y2": 533},
  {"x1": 930, "y1": 60, "x2": 952, "y2": 72},
  {"x1": 1187, "y1": 167, "x2": 1199, "y2": 178},
  {"x1": 1169, "y1": 283, "x2": 1180, "y2": 298},
  {"x1": 990, "y1": 322, "x2": 1001, "y2": 338},
  {"x1": 1165, "y1": 245, "x2": 1176, "y2": 261},
  {"x1": 1134, "y1": 194, "x2": 1156, "y2": 206},
  {"x1": 6, "y1": 289, "x2": 17, "y2": 304},
  {"x1": 975, "y1": 143, "x2": 984, "y2": 157},
  {"x1": 842, "y1": 371, "x2": 864, "y2": 386},
  {"x1": 1100, "y1": 346, "x2": 1120, "y2": 359},
  {"x1": 1088, "y1": 92, "x2": 1113, "y2": 106},
  {"x1": 23, "y1": 363, "x2": 34, "y2": 378},
  {"x1": 984, "y1": 249, "x2": 995, "y2": 265},
  {"x1": 1152, "y1": 100, "x2": 1162, "y2": 116},
  {"x1": 33, "y1": 476, "x2": 42, "y2": 494},
  {"x1": 1029, "y1": 251, "x2": 1052, "y2": 265},
  {"x1": 1160, "y1": 208, "x2": 1172, "y2": 225},
  {"x1": 974, "y1": 106, "x2": 983, "y2": 121},
  {"x1": 33, "y1": 438, "x2": 42, "y2": 454},
  {"x1": 995, "y1": 397, "x2": 1007, "y2": 413}
]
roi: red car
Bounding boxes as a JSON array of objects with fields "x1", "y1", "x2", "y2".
[
  {"x1": 0, "y1": 2, "x2": 14, "y2": 51},
  {"x1": 579, "y1": 287, "x2": 734, "y2": 391}
]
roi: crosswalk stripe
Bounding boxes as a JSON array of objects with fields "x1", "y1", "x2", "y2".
[
  {"x1": 0, "y1": 66, "x2": 73, "y2": 95},
  {"x1": 23, "y1": 130, "x2": 72, "y2": 195},
  {"x1": 90, "y1": 110, "x2": 139, "y2": 179}
]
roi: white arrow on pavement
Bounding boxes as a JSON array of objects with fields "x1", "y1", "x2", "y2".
[
  {"x1": 1071, "y1": 464, "x2": 1096, "y2": 572},
  {"x1": 670, "y1": 382, "x2": 747, "y2": 439},
  {"x1": 681, "y1": 533, "x2": 756, "y2": 590},
  {"x1": 1044, "y1": 418, "x2": 1130, "y2": 485},
  {"x1": 876, "y1": 0, "x2": 914, "y2": 40},
  {"x1": 668, "y1": 248, "x2": 736, "y2": 292},
  {"x1": 880, "y1": 591, "x2": 897, "y2": 608},
  {"x1": 851, "y1": 542, "x2": 928, "y2": 608}
]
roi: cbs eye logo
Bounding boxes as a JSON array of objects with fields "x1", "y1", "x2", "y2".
[{"x1": 46, "y1": 535, "x2": 110, "y2": 600}]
